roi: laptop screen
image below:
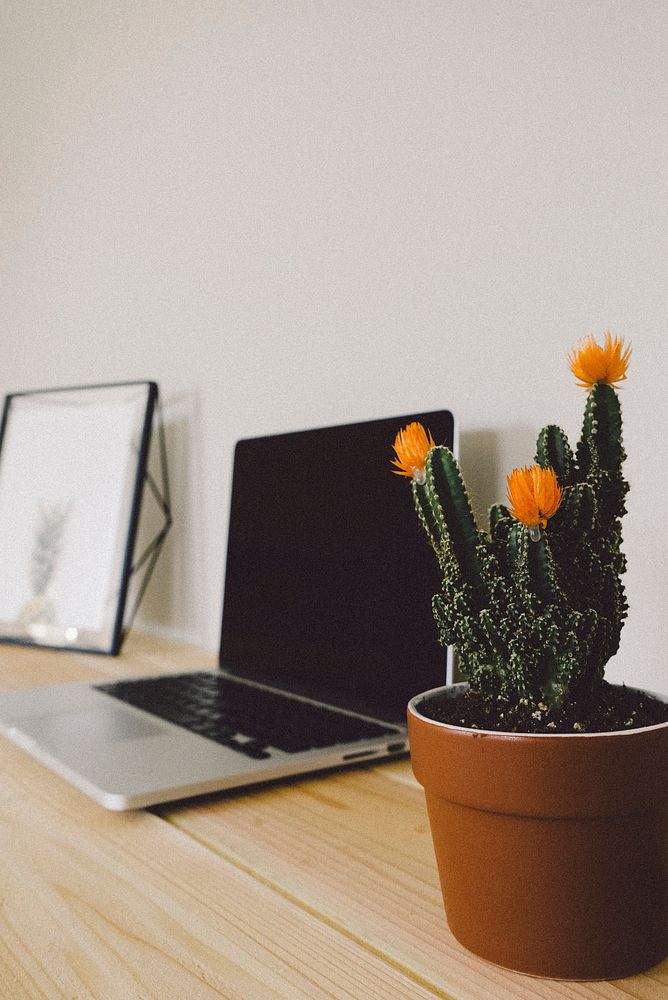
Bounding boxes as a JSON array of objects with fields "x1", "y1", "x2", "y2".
[{"x1": 219, "y1": 411, "x2": 455, "y2": 724}]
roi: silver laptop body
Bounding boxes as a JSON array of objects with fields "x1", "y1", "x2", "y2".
[{"x1": 0, "y1": 411, "x2": 455, "y2": 809}]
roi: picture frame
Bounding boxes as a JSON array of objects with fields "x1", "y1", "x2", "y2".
[{"x1": 0, "y1": 381, "x2": 159, "y2": 654}]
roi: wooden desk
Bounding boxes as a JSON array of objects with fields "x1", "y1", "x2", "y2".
[{"x1": 0, "y1": 633, "x2": 665, "y2": 999}]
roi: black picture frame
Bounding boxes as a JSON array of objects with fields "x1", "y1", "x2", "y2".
[{"x1": 0, "y1": 381, "x2": 159, "y2": 654}]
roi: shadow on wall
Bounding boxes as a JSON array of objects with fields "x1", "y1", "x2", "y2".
[
  {"x1": 459, "y1": 427, "x2": 536, "y2": 530},
  {"x1": 128, "y1": 387, "x2": 221, "y2": 648},
  {"x1": 123, "y1": 410, "x2": 179, "y2": 636},
  {"x1": 126, "y1": 387, "x2": 213, "y2": 641}
]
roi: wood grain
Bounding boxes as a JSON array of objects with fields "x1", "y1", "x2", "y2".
[
  {"x1": 0, "y1": 634, "x2": 666, "y2": 999},
  {"x1": 163, "y1": 750, "x2": 668, "y2": 1000},
  {"x1": 0, "y1": 631, "x2": 216, "y2": 691},
  {"x1": 0, "y1": 738, "x2": 447, "y2": 999}
]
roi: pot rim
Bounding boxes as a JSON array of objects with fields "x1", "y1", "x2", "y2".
[{"x1": 408, "y1": 682, "x2": 668, "y2": 739}]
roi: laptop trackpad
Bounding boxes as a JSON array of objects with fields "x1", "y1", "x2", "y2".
[{"x1": 18, "y1": 705, "x2": 166, "y2": 752}]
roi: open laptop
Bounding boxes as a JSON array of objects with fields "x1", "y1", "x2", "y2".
[{"x1": 0, "y1": 410, "x2": 456, "y2": 809}]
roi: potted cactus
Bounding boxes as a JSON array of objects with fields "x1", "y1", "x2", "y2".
[{"x1": 393, "y1": 333, "x2": 668, "y2": 980}]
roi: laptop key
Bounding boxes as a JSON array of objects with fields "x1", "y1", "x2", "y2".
[{"x1": 96, "y1": 671, "x2": 395, "y2": 760}]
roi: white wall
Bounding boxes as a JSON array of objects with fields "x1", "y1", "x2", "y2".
[{"x1": 2, "y1": 1, "x2": 667, "y2": 694}]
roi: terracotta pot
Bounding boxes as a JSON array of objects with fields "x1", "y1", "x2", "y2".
[{"x1": 407, "y1": 683, "x2": 668, "y2": 980}]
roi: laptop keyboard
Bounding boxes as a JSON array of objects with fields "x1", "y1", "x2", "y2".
[{"x1": 95, "y1": 672, "x2": 396, "y2": 760}]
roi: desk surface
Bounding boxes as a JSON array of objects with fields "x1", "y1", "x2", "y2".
[{"x1": 0, "y1": 632, "x2": 665, "y2": 1000}]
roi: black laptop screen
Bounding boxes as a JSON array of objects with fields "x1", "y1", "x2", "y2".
[{"x1": 219, "y1": 411, "x2": 455, "y2": 724}]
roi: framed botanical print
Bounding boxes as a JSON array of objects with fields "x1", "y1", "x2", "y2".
[{"x1": 0, "y1": 381, "x2": 158, "y2": 654}]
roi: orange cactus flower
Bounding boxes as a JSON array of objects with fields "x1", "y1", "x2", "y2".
[
  {"x1": 569, "y1": 331, "x2": 631, "y2": 390},
  {"x1": 506, "y1": 465, "x2": 563, "y2": 529},
  {"x1": 391, "y1": 422, "x2": 436, "y2": 484}
]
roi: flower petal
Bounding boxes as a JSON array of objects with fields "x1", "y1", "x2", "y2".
[
  {"x1": 569, "y1": 331, "x2": 631, "y2": 390},
  {"x1": 391, "y1": 422, "x2": 436, "y2": 480},
  {"x1": 507, "y1": 465, "x2": 562, "y2": 528}
]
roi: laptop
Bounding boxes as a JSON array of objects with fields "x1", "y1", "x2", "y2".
[{"x1": 0, "y1": 410, "x2": 456, "y2": 810}]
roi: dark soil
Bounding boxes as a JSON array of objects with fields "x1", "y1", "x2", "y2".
[{"x1": 420, "y1": 682, "x2": 668, "y2": 734}]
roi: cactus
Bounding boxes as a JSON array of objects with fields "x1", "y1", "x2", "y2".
[{"x1": 393, "y1": 333, "x2": 631, "y2": 712}]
